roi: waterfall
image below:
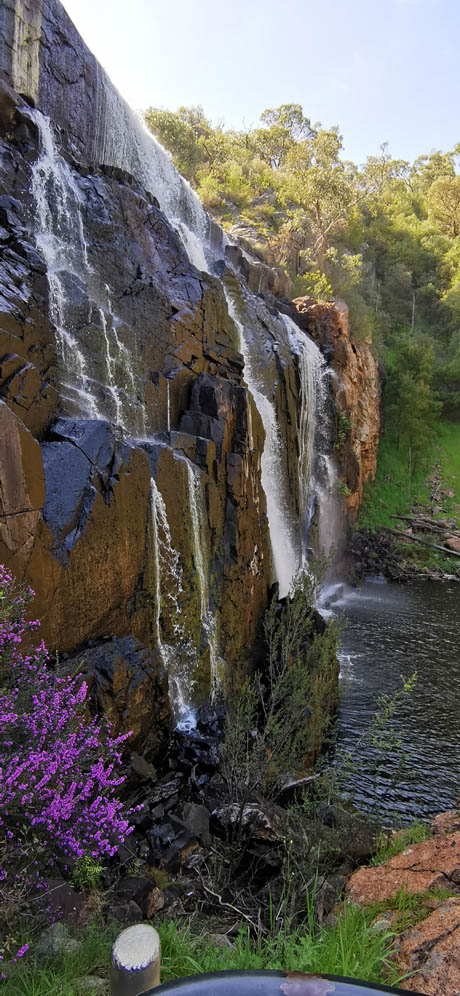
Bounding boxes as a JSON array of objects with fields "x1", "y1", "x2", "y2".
[
  {"x1": 28, "y1": 70, "x2": 342, "y2": 714},
  {"x1": 31, "y1": 112, "x2": 100, "y2": 418},
  {"x1": 30, "y1": 111, "x2": 146, "y2": 436},
  {"x1": 99, "y1": 307, "x2": 123, "y2": 425},
  {"x1": 225, "y1": 290, "x2": 298, "y2": 597},
  {"x1": 166, "y1": 381, "x2": 171, "y2": 433},
  {"x1": 174, "y1": 220, "x2": 209, "y2": 272},
  {"x1": 281, "y1": 314, "x2": 341, "y2": 562},
  {"x1": 185, "y1": 461, "x2": 220, "y2": 701},
  {"x1": 87, "y1": 76, "x2": 220, "y2": 265},
  {"x1": 102, "y1": 283, "x2": 144, "y2": 437},
  {"x1": 282, "y1": 315, "x2": 321, "y2": 520},
  {"x1": 150, "y1": 478, "x2": 196, "y2": 730}
]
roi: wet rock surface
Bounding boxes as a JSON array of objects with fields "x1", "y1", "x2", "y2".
[
  {"x1": 0, "y1": 0, "x2": 370, "y2": 768},
  {"x1": 0, "y1": 67, "x2": 271, "y2": 678},
  {"x1": 285, "y1": 297, "x2": 380, "y2": 520},
  {"x1": 68, "y1": 635, "x2": 171, "y2": 753}
]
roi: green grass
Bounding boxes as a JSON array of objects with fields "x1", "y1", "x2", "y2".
[
  {"x1": 1, "y1": 923, "x2": 115, "y2": 996},
  {"x1": 2, "y1": 903, "x2": 399, "y2": 994},
  {"x1": 437, "y1": 420, "x2": 460, "y2": 528},
  {"x1": 370, "y1": 822, "x2": 430, "y2": 866},
  {"x1": 358, "y1": 419, "x2": 460, "y2": 572},
  {"x1": 357, "y1": 427, "x2": 434, "y2": 531},
  {"x1": 368, "y1": 886, "x2": 456, "y2": 935}
]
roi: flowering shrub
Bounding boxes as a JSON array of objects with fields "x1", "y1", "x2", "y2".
[{"x1": 0, "y1": 565, "x2": 134, "y2": 964}]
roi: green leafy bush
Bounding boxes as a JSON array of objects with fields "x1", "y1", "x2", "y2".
[{"x1": 70, "y1": 855, "x2": 104, "y2": 891}]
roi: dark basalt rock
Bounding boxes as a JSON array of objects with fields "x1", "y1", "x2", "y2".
[
  {"x1": 68, "y1": 635, "x2": 171, "y2": 756},
  {"x1": 347, "y1": 528, "x2": 403, "y2": 582}
]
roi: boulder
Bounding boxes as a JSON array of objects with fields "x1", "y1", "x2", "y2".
[
  {"x1": 130, "y1": 754, "x2": 158, "y2": 782},
  {"x1": 108, "y1": 900, "x2": 143, "y2": 925},
  {"x1": 36, "y1": 922, "x2": 82, "y2": 957},
  {"x1": 445, "y1": 536, "x2": 460, "y2": 553},
  {"x1": 113, "y1": 877, "x2": 164, "y2": 918},
  {"x1": 144, "y1": 887, "x2": 165, "y2": 917},
  {"x1": 431, "y1": 810, "x2": 460, "y2": 836},
  {"x1": 44, "y1": 878, "x2": 86, "y2": 927},
  {"x1": 398, "y1": 897, "x2": 460, "y2": 994},
  {"x1": 211, "y1": 801, "x2": 285, "y2": 843},
  {"x1": 346, "y1": 832, "x2": 460, "y2": 905},
  {"x1": 182, "y1": 802, "x2": 211, "y2": 847}
]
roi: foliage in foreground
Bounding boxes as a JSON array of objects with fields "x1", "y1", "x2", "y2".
[
  {"x1": 0, "y1": 567, "x2": 133, "y2": 970},
  {"x1": 1, "y1": 905, "x2": 399, "y2": 994},
  {"x1": 221, "y1": 565, "x2": 340, "y2": 802}
]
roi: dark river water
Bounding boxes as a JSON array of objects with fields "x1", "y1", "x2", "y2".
[{"x1": 321, "y1": 578, "x2": 460, "y2": 823}]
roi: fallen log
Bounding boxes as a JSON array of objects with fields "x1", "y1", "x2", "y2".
[
  {"x1": 383, "y1": 527, "x2": 460, "y2": 558},
  {"x1": 392, "y1": 514, "x2": 460, "y2": 538}
]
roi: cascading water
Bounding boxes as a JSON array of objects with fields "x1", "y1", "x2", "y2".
[
  {"x1": 185, "y1": 461, "x2": 220, "y2": 701},
  {"x1": 281, "y1": 314, "x2": 341, "y2": 564},
  {"x1": 150, "y1": 478, "x2": 197, "y2": 730},
  {"x1": 99, "y1": 306, "x2": 122, "y2": 425},
  {"x1": 29, "y1": 68, "x2": 342, "y2": 717},
  {"x1": 31, "y1": 110, "x2": 146, "y2": 436},
  {"x1": 166, "y1": 381, "x2": 171, "y2": 433},
  {"x1": 88, "y1": 75, "x2": 221, "y2": 267},
  {"x1": 31, "y1": 112, "x2": 100, "y2": 418},
  {"x1": 225, "y1": 289, "x2": 298, "y2": 597},
  {"x1": 102, "y1": 283, "x2": 143, "y2": 436}
]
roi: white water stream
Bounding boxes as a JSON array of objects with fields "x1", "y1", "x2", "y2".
[
  {"x1": 186, "y1": 462, "x2": 220, "y2": 701},
  {"x1": 225, "y1": 291, "x2": 298, "y2": 597},
  {"x1": 281, "y1": 314, "x2": 341, "y2": 562},
  {"x1": 29, "y1": 93, "x2": 341, "y2": 721},
  {"x1": 31, "y1": 113, "x2": 100, "y2": 418},
  {"x1": 150, "y1": 478, "x2": 196, "y2": 730}
]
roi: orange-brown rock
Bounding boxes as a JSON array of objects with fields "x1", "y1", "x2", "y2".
[
  {"x1": 398, "y1": 897, "x2": 460, "y2": 993},
  {"x1": 445, "y1": 535, "x2": 460, "y2": 552},
  {"x1": 346, "y1": 832, "x2": 460, "y2": 905},
  {"x1": 292, "y1": 297, "x2": 380, "y2": 519},
  {"x1": 0, "y1": 401, "x2": 45, "y2": 578},
  {"x1": 431, "y1": 810, "x2": 460, "y2": 836}
]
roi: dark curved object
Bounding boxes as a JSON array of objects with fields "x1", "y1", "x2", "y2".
[{"x1": 140, "y1": 969, "x2": 425, "y2": 996}]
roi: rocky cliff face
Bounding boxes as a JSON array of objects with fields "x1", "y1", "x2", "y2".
[
  {"x1": 0, "y1": 0, "x2": 380, "y2": 747},
  {"x1": 0, "y1": 79, "x2": 270, "y2": 703},
  {"x1": 289, "y1": 297, "x2": 380, "y2": 519}
]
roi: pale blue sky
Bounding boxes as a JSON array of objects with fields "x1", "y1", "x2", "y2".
[{"x1": 63, "y1": 0, "x2": 460, "y2": 166}]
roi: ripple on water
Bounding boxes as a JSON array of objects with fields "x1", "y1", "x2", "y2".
[{"x1": 331, "y1": 578, "x2": 460, "y2": 822}]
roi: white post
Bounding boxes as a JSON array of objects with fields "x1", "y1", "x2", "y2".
[{"x1": 110, "y1": 924, "x2": 161, "y2": 996}]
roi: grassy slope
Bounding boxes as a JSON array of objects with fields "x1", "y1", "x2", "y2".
[{"x1": 357, "y1": 419, "x2": 460, "y2": 570}]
